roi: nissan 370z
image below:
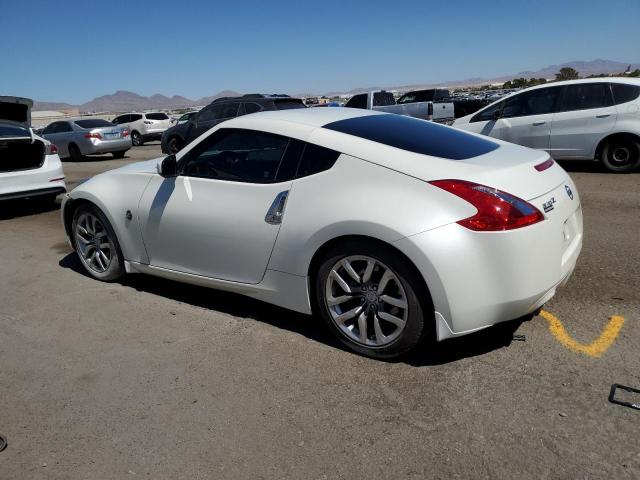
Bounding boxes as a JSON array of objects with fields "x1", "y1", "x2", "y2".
[{"x1": 61, "y1": 108, "x2": 583, "y2": 359}]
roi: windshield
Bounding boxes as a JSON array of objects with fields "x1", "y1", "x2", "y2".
[
  {"x1": 0, "y1": 122, "x2": 30, "y2": 138},
  {"x1": 75, "y1": 119, "x2": 114, "y2": 129}
]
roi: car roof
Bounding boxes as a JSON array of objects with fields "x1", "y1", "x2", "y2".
[
  {"x1": 228, "y1": 107, "x2": 381, "y2": 129},
  {"x1": 516, "y1": 76, "x2": 640, "y2": 93}
]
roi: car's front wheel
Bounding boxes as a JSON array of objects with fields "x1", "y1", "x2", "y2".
[
  {"x1": 601, "y1": 138, "x2": 640, "y2": 172},
  {"x1": 72, "y1": 204, "x2": 125, "y2": 281},
  {"x1": 315, "y1": 241, "x2": 430, "y2": 359}
]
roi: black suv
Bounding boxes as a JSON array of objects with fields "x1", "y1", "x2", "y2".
[{"x1": 161, "y1": 94, "x2": 306, "y2": 154}]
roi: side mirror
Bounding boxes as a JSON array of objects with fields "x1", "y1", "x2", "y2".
[
  {"x1": 492, "y1": 109, "x2": 502, "y2": 121},
  {"x1": 157, "y1": 155, "x2": 178, "y2": 177}
]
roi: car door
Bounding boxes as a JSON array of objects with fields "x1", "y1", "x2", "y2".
[
  {"x1": 496, "y1": 86, "x2": 561, "y2": 151},
  {"x1": 549, "y1": 83, "x2": 617, "y2": 159},
  {"x1": 42, "y1": 122, "x2": 71, "y2": 157},
  {"x1": 138, "y1": 128, "x2": 297, "y2": 284}
]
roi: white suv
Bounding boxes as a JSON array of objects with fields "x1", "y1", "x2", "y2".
[
  {"x1": 454, "y1": 78, "x2": 640, "y2": 172},
  {"x1": 111, "y1": 112, "x2": 172, "y2": 146}
]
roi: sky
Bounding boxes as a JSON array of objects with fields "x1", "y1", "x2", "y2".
[{"x1": 2, "y1": 0, "x2": 639, "y2": 104}]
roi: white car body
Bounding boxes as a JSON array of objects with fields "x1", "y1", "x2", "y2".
[
  {"x1": 1, "y1": 96, "x2": 66, "y2": 201},
  {"x1": 62, "y1": 108, "x2": 582, "y2": 353},
  {"x1": 112, "y1": 112, "x2": 172, "y2": 145},
  {"x1": 454, "y1": 78, "x2": 640, "y2": 171}
]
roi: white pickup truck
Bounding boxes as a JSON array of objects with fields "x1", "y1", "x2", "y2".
[{"x1": 344, "y1": 90, "x2": 455, "y2": 123}]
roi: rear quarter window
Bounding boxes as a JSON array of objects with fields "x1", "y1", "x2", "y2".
[
  {"x1": 324, "y1": 114, "x2": 499, "y2": 160},
  {"x1": 611, "y1": 83, "x2": 640, "y2": 105}
]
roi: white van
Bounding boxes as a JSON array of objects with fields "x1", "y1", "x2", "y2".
[{"x1": 454, "y1": 78, "x2": 640, "y2": 172}]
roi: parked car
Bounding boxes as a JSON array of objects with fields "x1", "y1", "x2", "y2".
[
  {"x1": 396, "y1": 88, "x2": 490, "y2": 119},
  {"x1": 454, "y1": 78, "x2": 640, "y2": 172},
  {"x1": 0, "y1": 96, "x2": 65, "y2": 203},
  {"x1": 161, "y1": 94, "x2": 306, "y2": 154},
  {"x1": 111, "y1": 112, "x2": 172, "y2": 146},
  {"x1": 344, "y1": 90, "x2": 455, "y2": 123},
  {"x1": 62, "y1": 108, "x2": 582, "y2": 359},
  {"x1": 42, "y1": 119, "x2": 131, "y2": 161}
]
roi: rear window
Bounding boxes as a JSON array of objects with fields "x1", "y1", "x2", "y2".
[
  {"x1": 611, "y1": 83, "x2": 640, "y2": 105},
  {"x1": 0, "y1": 123, "x2": 30, "y2": 138},
  {"x1": 75, "y1": 119, "x2": 113, "y2": 128},
  {"x1": 274, "y1": 100, "x2": 306, "y2": 110},
  {"x1": 324, "y1": 114, "x2": 499, "y2": 160},
  {"x1": 146, "y1": 113, "x2": 169, "y2": 120}
]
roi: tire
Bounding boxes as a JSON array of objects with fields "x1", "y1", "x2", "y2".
[
  {"x1": 314, "y1": 240, "x2": 430, "y2": 359},
  {"x1": 112, "y1": 150, "x2": 127, "y2": 159},
  {"x1": 600, "y1": 138, "x2": 640, "y2": 173},
  {"x1": 68, "y1": 143, "x2": 84, "y2": 162},
  {"x1": 167, "y1": 136, "x2": 184, "y2": 154},
  {"x1": 131, "y1": 131, "x2": 144, "y2": 146},
  {"x1": 71, "y1": 204, "x2": 125, "y2": 282}
]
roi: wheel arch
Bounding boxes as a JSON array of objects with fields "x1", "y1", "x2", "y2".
[
  {"x1": 595, "y1": 131, "x2": 640, "y2": 160},
  {"x1": 306, "y1": 234, "x2": 435, "y2": 317}
]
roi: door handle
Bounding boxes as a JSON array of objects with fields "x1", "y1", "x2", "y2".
[
  {"x1": 265, "y1": 191, "x2": 289, "y2": 225},
  {"x1": 532, "y1": 121, "x2": 546, "y2": 126},
  {"x1": 595, "y1": 113, "x2": 612, "y2": 118}
]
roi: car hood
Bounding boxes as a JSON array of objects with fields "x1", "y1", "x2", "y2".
[{"x1": 113, "y1": 158, "x2": 160, "y2": 174}]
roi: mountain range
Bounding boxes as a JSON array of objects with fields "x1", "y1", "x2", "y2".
[{"x1": 34, "y1": 59, "x2": 639, "y2": 113}]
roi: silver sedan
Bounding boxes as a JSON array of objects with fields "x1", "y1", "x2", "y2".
[{"x1": 41, "y1": 119, "x2": 131, "y2": 161}]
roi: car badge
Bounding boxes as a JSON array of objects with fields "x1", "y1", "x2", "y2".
[
  {"x1": 565, "y1": 185, "x2": 574, "y2": 200},
  {"x1": 542, "y1": 197, "x2": 556, "y2": 213}
]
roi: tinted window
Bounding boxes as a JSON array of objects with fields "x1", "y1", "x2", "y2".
[
  {"x1": 471, "y1": 100, "x2": 504, "y2": 122},
  {"x1": 196, "y1": 106, "x2": 217, "y2": 122},
  {"x1": 111, "y1": 116, "x2": 122, "y2": 124},
  {"x1": 42, "y1": 123, "x2": 59, "y2": 134},
  {"x1": 398, "y1": 91, "x2": 427, "y2": 104},
  {"x1": 57, "y1": 122, "x2": 72, "y2": 132},
  {"x1": 219, "y1": 103, "x2": 240, "y2": 118},
  {"x1": 146, "y1": 113, "x2": 169, "y2": 120},
  {"x1": 297, "y1": 143, "x2": 340, "y2": 177},
  {"x1": 275, "y1": 139, "x2": 305, "y2": 181},
  {"x1": 611, "y1": 83, "x2": 640, "y2": 105},
  {"x1": 244, "y1": 102, "x2": 262, "y2": 114},
  {"x1": 560, "y1": 83, "x2": 613, "y2": 111},
  {"x1": 372, "y1": 91, "x2": 396, "y2": 107},
  {"x1": 519, "y1": 87, "x2": 561, "y2": 115},
  {"x1": 130, "y1": 114, "x2": 143, "y2": 122},
  {"x1": 0, "y1": 123, "x2": 30, "y2": 137},
  {"x1": 75, "y1": 119, "x2": 114, "y2": 128},
  {"x1": 501, "y1": 94, "x2": 524, "y2": 118},
  {"x1": 181, "y1": 129, "x2": 289, "y2": 183},
  {"x1": 325, "y1": 114, "x2": 499, "y2": 160},
  {"x1": 345, "y1": 94, "x2": 367, "y2": 109}
]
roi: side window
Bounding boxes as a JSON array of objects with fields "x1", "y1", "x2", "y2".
[
  {"x1": 297, "y1": 143, "x2": 340, "y2": 178},
  {"x1": 181, "y1": 129, "x2": 290, "y2": 183},
  {"x1": 58, "y1": 122, "x2": 72, "y2": 133},
  {"x1": 518, "y1": 87, "x2": 561, "y2": 115},
  {"x1": 195, "y1": 106, "x2": 217, "y2": 123},
  {"x1": 501, "y1": 94, "x2": 525, "y2": 118},
  {"x1": 372, "y1": 91, "x2": 396, "y2": 107},
  {"x1": 560, "y1": 83, "x2": 613, "y2": 111},
  {"x1": 111, "y1": 116, "x2": 121, "y2": 124},
  {"x1": 130, "y1": 114, "x2": 143, "y2": 122},
  {"x1": 219, "y1": 103, "x2": 240, "y2": 119},
  {"x1": 345, "y1": 94, "x2": 367, "y2": 109},
  {"x1": 42, "y1": 122, "x2": 59, "y2": 134},
  {"x1": 611, "y1": 83, "x2": 640, "y2": 105},
  {"x1": 470, "y1": 100, "x2": 504, "y2": 122},
  {"x1": 244, "y1": 102, "x2": 262, "y2": 114}
]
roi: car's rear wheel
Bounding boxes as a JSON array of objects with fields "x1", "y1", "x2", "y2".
[
  {"x1": 315, "y1": 241, "x2": 429, "y2": 359},
  {"x1": 601, "y1": 138, "x2": 640, "y2": 172},
  {"x1": 72, "y1": 204, "x2": 125, "y2": 281},
  {"x1": 112, "y1": 150, "x2": 127, "y2": 159},
  {"x1": 167, "y1": 136, "x2": 184, "y2": 154},
  {"x1": 68, "y1": 144, "x2": 84, "y2": 162},
  {"x1": 131, "y1": 131, "x2": 144, "y2": 146}
]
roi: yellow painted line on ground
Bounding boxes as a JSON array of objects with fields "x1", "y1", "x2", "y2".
[{"x1": 540, "y1": 310, "x2": 625, "y2": 358}]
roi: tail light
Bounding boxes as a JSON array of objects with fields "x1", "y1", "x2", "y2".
[
  {"x1": 144, "y1": 120, "x2": 153, "y2": 125},
  {"x1": 122, "y1": 129, "x2": 130, "y2": 137},
  {"x1": 534, "y1": 158, "x2": 554, "y2": 172},
  {"x1": 45, "y1": 143, "x2": 58, "y2": 155},
  {"x1": 84, "y1": 132, "x2": 102, "y2": 140},
  {"x1": 429, "y1": 179, "x2": 544, "y2": 231}
]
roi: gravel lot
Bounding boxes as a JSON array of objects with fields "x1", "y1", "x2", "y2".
[{"x1": 1, "y1": 143, "x2": 638, "y2": 479}]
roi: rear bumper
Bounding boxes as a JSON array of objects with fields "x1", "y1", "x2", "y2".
[
  {"x1": 0, "y1": 154, "x2": 66, "y2": 200},
  {"x1": 83, "y1": 138, "x2": 131, "y2": 155},
  {"x1": 394, "y1": 201, "x2": 583, "y2": 341}
]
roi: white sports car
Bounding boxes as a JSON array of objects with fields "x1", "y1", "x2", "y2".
[{"x1": 61, "y1": 108, "x2": 583, "y2": 359}]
